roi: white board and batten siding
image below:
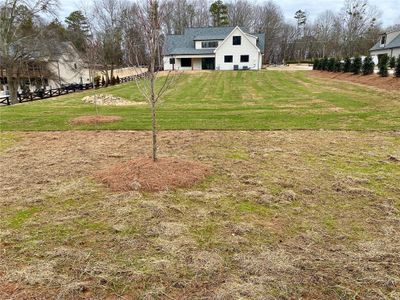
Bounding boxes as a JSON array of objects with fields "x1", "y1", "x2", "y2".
[{"x1": 215, "y1": 27, "x2": 262, "y2": 71}]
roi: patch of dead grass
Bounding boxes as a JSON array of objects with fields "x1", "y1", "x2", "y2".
[{"x1": 70, "y1": 115, "x2": 122, "y2": 125}]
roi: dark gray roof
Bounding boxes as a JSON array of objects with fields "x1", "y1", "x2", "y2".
[
  {"x1": 163, "y1": 26, "x2": 265, "y2": 56},
  {"x1": 370, "y1": 31, "x2": 400, "y2": 51}
]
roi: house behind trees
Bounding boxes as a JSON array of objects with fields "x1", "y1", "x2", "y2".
[{"x1": 370, "y1": 30, "x2": 400, "y2": 62}]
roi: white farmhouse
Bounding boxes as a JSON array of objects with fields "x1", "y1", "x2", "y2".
[
  {"x1": 370, "y1": 30, "x2": 400, "y2": 63},
  {"x1": 163, "y1": 26, "x2": 265, "y2": 71}
]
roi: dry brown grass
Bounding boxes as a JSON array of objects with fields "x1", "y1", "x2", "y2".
[
  {"x1": 94, "y1": 157, "x2": 210, "y2": 192},
  {"x1": 310, "y1": 70, "x2": 400, "y2": 90},
  {"x1": 0, "y1": 130, "x2": 399, "y2": 299},
  {"x1": 70, "y1": 115, "x2": 122, "y2": 125}
]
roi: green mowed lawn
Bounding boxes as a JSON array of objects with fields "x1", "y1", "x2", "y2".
[{"x1": 1, "y1": 71, "x2": 399, "y2": 131}]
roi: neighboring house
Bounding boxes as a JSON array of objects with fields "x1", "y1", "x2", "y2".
[
  {"x1": 163, "y1": 26, "x2": 265, "y2": 71},
  {"x1": 370, "y1": 30, "x2": 400, "y2": 64},
  {"x1": 0, "y1": 42, "x2": 91, "y2": 94},
  {"x1": 47, "y1": 42, "x2": 92, "y2": 88}
]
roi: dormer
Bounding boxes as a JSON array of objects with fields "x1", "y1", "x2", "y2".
[{"x1": 380, "y1": 34, "x2": 387, "y2": 47}]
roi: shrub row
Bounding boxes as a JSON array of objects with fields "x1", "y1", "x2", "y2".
[{"x1": 313, "y1": 54, "x2": 400, "y2": 78}]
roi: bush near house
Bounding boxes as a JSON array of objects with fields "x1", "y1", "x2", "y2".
[
  {"x1": 395, "y1": 55, "x2": 400, "y2": 78},
  {"x1": 327, "y1": 57, "x2": 336, "y2": 71},
  {"x1": 334, "y1": 59, "x2": 342, "y2": 72},
  {"x1": 378, "y1": 54, "x2": 389, "y2": 77},
  {"x1": 320, "y1": 57, "x2": 329, "y2": 70},
  {"x1": 362, "y1": 55, "x2": 375, "y2": 75},
  {"x1": 313, "y1": 58, "x2": 320, "y2": 70},
  {"x1": 389, "y1": 56, "x2": 396, "y2": 69},
  {"x1": 352, "y1": 56, "x2": 362, "y2": 75},
  {"x1": 343, "y1": 57, "x2": 352, "y2": 72}
]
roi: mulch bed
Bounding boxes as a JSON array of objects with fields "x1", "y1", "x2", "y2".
[
  {"x1": 309, "y1": 71, "x2": 400, "y2": 91},
  {"x1": 94, "y1": 157, "x2": 210, "y2": 192},
  {"x1": 70, "y1": 115, "x2": 122, "y2": 125}
]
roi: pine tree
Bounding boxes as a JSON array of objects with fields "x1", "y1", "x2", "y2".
[
  {"x1": 389, "y1": 56, "x2": 396, "y2": 69},
  {"x1": 343, "y1": 57, "x2": 352, "y2": 72},
  {"x1": 209, "y1": 0, "x2": 229, "y2": 26},
  {"x1": 352, "y1": 56, "x2": 362, "y2": 75},
  {"x1": 101, "y1": 76, "x2": 105, "y2": 87},
  {"x1": 395, "y1": 55, "x2": 400, "y2": 78},
  {"x1": 378, "y1": 54, "x2": 389, "y2": 77},
  {"x1": 116, "y1": 75, "x2": 120, "y2": 84},
  {"x1": 362, "y1": 55, "x2": 374, "y2": 75}
]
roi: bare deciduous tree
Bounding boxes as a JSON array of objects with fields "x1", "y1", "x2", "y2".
[{"x1": 134, "y1": 0, "x2": 180, "y2": 162}]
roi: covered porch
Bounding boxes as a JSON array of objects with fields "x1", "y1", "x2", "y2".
[{"x1": 164, "y1": 55, "x2": 215, "y2": 71}]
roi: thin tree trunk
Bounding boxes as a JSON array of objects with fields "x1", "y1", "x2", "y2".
[
  {"x1": 150, "y1": 62, "x2": 157, "y2": 162},
  {"x1": 7, "y1": 73, "x2": 19, "y2": 104}
]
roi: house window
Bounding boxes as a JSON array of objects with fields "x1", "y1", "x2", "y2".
[
  {"x1": 181, "y1": 58, "x2": 192, "y2": 67},
  {"x1": 224, "y1": 55, "x2": 233, "y2": 63},
  {"x1": 201, "y1": 41, "x2": 218, "y2": 48},
  {"x1": 380, "y1": 35, "x2": 386, "y2": 45},
  {"x1": 233, "y1": 36, "x2": 241, "y2": 45},
  {"x1": 169, "y1": 58, "x2": 175, "y2": 64},
  {"x1": 240, "y1": 55, "x2": 249, "y2": 62}
]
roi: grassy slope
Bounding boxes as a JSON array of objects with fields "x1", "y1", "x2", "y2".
[{"x1": 1, "y1": 71, "x2": 399, "y2": 131}]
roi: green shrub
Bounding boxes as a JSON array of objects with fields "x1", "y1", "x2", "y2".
[
  {"x1": 378, "y1": 54, "x2": 389, "y2": 77},
  {"x1": 343, "y1": 57, "x2": 352, "y2": 72},
  {"x1": 313, "y1": 58, "x2": 320, "y2": 70},
  {"x1": 320, "y1": 57, "x2": 329, "y2": 71},
  {"x1": 362, "y1": 55, "x2": 375, "y2": 75},
  {"x1": 395, "y1": 55, "x2": 400, "y2": 78},
  {"x1": 352, "y1": 56, "x2": 362, "y2": 75},
  {"x1": 334, "y1": 59, "x2": 342, "y2": 72},
  {"x1": 389, "y1": 56, "x2": 396, "y2": 69},
  {"x1": 327, "y1": 57, "x2": 336, "y2": 71},
  {"x1": 101, "y1": 76, "x2": 105, "y2": 86}
]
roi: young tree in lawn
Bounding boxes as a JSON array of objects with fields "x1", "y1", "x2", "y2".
[
  {"x1": 352, "y1": 55, "x2": 362, "y2": 74},
  {"x1": 0, "y1": 0, "x2": 57, "y2": 104},
  {"x1": 395, "y1": 55, "x2": 400, "y2": 78},
  {"x1": 134, "y1": 0, "x2": 179, "y2": 162},
  {"x1": 389, "y1": 56, "x2": 396, "y2": 69},
  {"x1": 378, "y1": 54, "x2": 389, "y2": 77},
  {"x1": 362, "y1": 55, "x2": 374, "y2": 75}
]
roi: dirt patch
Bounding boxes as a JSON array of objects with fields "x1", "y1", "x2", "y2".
[
  {"x1": 70, "y1": 115, "x2": 122, "y2": 125},
  {"x1": 94, "y1": 157, "x2": 210, "y2": 192},
  {"x1": 82, "y1": 94, "x2": 146, "y2": 106},
  {"x1": 309, "y1": 70, "x2": 400, "y2": 91}
]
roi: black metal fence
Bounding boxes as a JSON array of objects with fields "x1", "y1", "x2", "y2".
[{"x1": 0, "y1": 72, "x2": 148, "y2": 106}]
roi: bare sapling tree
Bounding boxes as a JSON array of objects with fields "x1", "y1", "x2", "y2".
[{"x1": 133, "y1": 0, "x2": 179, "y2": 162}]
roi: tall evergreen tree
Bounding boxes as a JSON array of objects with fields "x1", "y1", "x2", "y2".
[
  {"x1": 394, "y1": 55, "x2": 400, "y2": 78},
  {"x1": 65, "y1": 11, "x2": 90, "y2": 53},
  {"x1": 209, "y1": 0, "x2": 228, "y2": 26},
  {"x1": 378, "y1": 54, "x2": 389, "y2": 77},
  {"x1": 362, "y1": 55, "x2": 374, "y2": 75},
  {"x1": 343, "y1": 57, "x2": 352, "y2": 72},
  {"x1": 352, "y1": 56, "x2": 362, "y2": 75},
  {"x1": 389, "y1": 56, "x2": 396, "y2": 69}
]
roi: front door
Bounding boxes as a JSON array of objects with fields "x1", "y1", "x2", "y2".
[{"x1": 202, "y1": 58, "x2": 215, "y2": 70}]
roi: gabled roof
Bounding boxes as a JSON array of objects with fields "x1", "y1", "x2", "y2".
[
  {"x1": 163, "y1": 26, "x2": 265, "y2": 56},
  {"x1": 370, "y1": 30, "x2": 400, "y2": 51}
]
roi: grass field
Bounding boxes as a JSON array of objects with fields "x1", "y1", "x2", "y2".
[
  {"x1": 1, "y1": 70, "x2": 400, "y2": 131},
  {"x1": 1, "y1": 71, "x2": 400, "y2": 299}
]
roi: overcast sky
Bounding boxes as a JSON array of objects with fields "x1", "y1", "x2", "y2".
[{"x1": 57, "y1": 0, "x2": 399, "y2": 27}]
